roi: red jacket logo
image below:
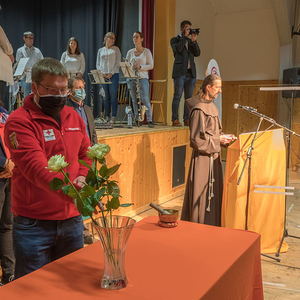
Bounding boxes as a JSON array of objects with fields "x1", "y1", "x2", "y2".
[{"x1": 43, "y1": 129, "x2": 56, "y2": 142}]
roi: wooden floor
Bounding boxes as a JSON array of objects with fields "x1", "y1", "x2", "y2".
[{"x1": 95, "y1": 122, "x2": 185, "y2": 138}]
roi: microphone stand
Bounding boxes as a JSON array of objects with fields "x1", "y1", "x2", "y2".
[{"x1": 236, "y1": 107, "x2": 300, "y2": 262}]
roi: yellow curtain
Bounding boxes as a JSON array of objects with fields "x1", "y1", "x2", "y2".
[{"x1": 222, "y1": 129, "x2": 288, "y2": 253}]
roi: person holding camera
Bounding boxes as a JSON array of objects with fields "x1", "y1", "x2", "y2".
[{"x1": 170, "y1": 20, "x2": 201, "y2": 127}]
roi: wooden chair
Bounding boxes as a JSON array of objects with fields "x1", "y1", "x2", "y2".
[
  {"x1": 150, "y1": 79, "x2": 167, "y2": 124},
  {"x1": 118, "y1": 81, "x2": 130, "y2": 110}
]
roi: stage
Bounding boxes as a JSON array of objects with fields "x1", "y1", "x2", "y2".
[{"x1": 95, "y1": 124, "x2": 192, "y2": 217}]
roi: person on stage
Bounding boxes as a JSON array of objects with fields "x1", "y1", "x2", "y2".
[
  {"x1": 181, "y1": 74, "x2": 236, "y2": 226},
  {"x1": 96, "y1": 32, "x2": 121, "y2": 124},
  {"x1": 126, "y1": 31, "x2": 154, "y2": 128},
  {"x1": 16, "y1": 31, "x2": 44, "y2": 97},
  {"x1": 60, "y1": 37, "x2": 85, "y2": 78},
  {"x1": 170, "y1": 20, "x2": 200, "y2": 127}
]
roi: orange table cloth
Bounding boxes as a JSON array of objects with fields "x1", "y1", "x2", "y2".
[{"x1": 0, "y1": 216, "x2": 263, "y2": 300}]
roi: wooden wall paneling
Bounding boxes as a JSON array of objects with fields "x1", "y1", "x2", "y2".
[{"x1": 96, "y1": 128, "x2": 191, "y2": 217}]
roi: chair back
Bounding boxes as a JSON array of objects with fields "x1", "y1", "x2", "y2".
[{"x1": 149, "y1": 79, "x2": 167, "y2": 103}]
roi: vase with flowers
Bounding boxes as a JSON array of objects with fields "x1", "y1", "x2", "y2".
[{"x1": 47, "y1": 144, "x2": 135, "y2": 290}]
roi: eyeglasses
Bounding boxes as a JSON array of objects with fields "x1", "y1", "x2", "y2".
[
  {"x1": 38, "y1": 83, "x2": 69, "y2": 95},
  {"x1": 25, "y1": 37, "x2": 34, "y2": 39}
]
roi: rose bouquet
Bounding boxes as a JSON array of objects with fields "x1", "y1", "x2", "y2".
[{"x1": 47, "y1": 144, "x2": 135, "y2": 290}]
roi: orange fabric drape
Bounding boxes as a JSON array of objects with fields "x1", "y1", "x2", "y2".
[{"x1": 222, "y1": 129, "x2": 288, "y2": 253}]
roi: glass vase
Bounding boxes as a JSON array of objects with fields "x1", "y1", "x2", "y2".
[{"x1": 92, "y1": 215, "x2": 136, "y2": 290}]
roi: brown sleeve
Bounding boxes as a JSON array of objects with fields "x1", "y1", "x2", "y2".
[{"x1": 189, "y1": 109, "x2": 221, "y2": 154}]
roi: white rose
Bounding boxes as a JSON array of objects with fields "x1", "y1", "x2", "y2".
[
  {"x1": 87, "y1": 144, "x2": 110, "y2": 160},
  {"x1": 46, "y1": 154, "x2": 69, "y2": 172}
]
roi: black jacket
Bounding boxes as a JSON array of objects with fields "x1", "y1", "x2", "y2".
[
  {"x1": 66, "y1": 99, "x2": 98, "y2": 145},
  {"x1": 170, "y1": 35, "x2": 201, "y2": 78}
]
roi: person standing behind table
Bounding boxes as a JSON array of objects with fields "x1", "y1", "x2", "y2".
[
  {"x1": 170, "y1": 20, "x2": 200, "y2": 127},
  {"x1": 16, "y1": 31, "x2": 44, "y2": 97},
  {"x1": 0, "y1": 24, "x2": 14, "y2": 110},
  {"x1": 126, "y1": 31, "x2": 154, "y2": 128},
  {"x1": 66, "y1": 76, "x2": 97, "y2": 244},
  {"x1": 60, "y1": 37, "x2": 85, "y2": 78},
  {"x1": 67, "y1": 76, "x2": 97, "y2": 146},
  {"x1": 4, "y1": 58, "x2": 91, "y2": 279},
  {"x1": 181, "y1": 74, "x2": 236, "y2": 226},
  {"x1": 0, "y1": 104, "x2": 15, "y2": 285},
  {"x1": 96, "y1": 32, "x2": 121, "y2": 124}
]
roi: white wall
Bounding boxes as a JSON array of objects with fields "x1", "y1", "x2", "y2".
[
  {"x1": 213, "y1": 9, "x2": 280, "y2": 80},
  {"x1": 175, "y1": 1, "x2": 280, "y2": 81},
  {"x1": 175, "y1": 0, "x2": 215, "y2": 79}
]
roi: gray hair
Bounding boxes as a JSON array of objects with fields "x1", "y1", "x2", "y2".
[
  {"x1": 23, "y1": 31, "x2": 34, "y2": 37},
  {"x1": 31, "y1": 58, "x2": 68, "y2": 84}
]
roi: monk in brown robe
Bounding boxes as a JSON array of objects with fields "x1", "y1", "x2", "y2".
[{"x1": 181, "y1": 74, "x2": 236, "y2": 226}]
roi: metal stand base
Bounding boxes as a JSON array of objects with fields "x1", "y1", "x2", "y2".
[{"x1": 261, "y1": 253, "x2": 280, "y2": 262}]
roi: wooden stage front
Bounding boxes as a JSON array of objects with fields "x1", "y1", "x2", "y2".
[{"x1": 96, "y1": 125, "x2": 191, "y2": 216}]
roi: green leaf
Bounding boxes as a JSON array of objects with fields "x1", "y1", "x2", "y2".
[
  {"x1": 107, "y1": 181, "x2": 120, "y2": 197},
  {"x1": 62, "y1": 185, "x2": 78, "y2": 199},
  {"x1": 110, "y1": 197, "x2": 120, "y2": 210},
  {"x1": 86, "y1": 169, "x2": 97, "y2": 186},
  {"x1": 81, "y1": 197, "x2": 95, "y2": 217},
  {"x1": 78, "y1": 159, "x2": 91, "y2": 169},
  {"x1": 120, "y1": 203, "x2": 134, "y2": 207},
  {"x1": 50, "y1": 178, "x2": 64, "y2": 191},
  {"x1": 99, "y1": 165, "x2": 108, "y2": 177},
  {"x1": 106, "y1": 164, "x2": 121, "y2": 177},
  {"x1": 94, "y1": 187, "x2": 106, "y2": 201},
  {"x1": 79, "y1": 185, "x2": 96, "y2": 198}
]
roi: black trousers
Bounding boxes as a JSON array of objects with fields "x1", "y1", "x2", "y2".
[
  {"x1": 0, "y1": 81, "x2": 9, "y2": 111},
  {"x1": 0, "y1": 179, "x2": 15, "y2": 278}
]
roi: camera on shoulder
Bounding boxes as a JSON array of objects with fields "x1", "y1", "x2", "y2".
[{"x1": 190, "y1": 28, "x2": 200, "y2": 35}]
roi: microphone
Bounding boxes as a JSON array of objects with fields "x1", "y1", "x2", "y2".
[{"x1": 233, "y1": 103, "x2": 257, "y2": 112}]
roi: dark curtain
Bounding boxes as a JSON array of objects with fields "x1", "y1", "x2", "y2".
[
  {"x1": 0, "y1": 0, "x2": 139, "y2": 115},
  {"x1": 142, "y1": 0, "x2": 154, "y2": 79}
]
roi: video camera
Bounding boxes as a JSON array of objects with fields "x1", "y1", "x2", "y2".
[{"x1": 189, "y1": 28, "x2": 200, "y2": 35}]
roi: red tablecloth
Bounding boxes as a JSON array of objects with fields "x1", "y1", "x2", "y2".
[{"x1": 0, "y1": 216, "x2": 263, "y2": 299}]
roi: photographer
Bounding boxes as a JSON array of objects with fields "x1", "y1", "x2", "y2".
[{"x1": 170, "y1": 20, "x2": 200, "y2": 127}]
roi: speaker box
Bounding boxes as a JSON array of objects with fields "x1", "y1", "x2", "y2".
[
  {"x1": 282, "y1": 68, "x2": 300, "y2": 98},
  {"x1": 172, "y1": 145, "x2": 186, "y2": 188}
]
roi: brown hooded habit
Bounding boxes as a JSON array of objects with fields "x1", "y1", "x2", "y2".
[{"x1": 181, "y1": 93, "x2": 223, "y2": 226}]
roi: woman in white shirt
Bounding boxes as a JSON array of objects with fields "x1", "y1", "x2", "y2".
[
  {"x1": 60, "y1": 37, "x2": 85, "y2": 78},
  {"x1": 96, "y1": 32, "x2": 121, "y2": 123},
  {"x1": 126, "y1": 31, "x2": 154, "y2": 127}
]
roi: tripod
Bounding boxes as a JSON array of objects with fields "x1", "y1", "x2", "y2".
[
  {"x1": 276, "y1": 91, "x2": 300, "y2": 257},
  {"x1": 237, "y1": 116, "x2": 279, "y2": 262},
  {"x1": 237, "y1": 105, "x2": 300, "y2": 261},
  {"x1": 88, "y1": 72, "x2": 112, "y2": 129}
]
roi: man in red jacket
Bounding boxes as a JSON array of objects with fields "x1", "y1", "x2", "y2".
[{"x1": 4, "y1": 58, "x2": 91, "y2": 278}]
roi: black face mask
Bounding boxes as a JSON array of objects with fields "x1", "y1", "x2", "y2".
[{"x1": 38, "y1": 95, "x2": 67, "y2": 121}]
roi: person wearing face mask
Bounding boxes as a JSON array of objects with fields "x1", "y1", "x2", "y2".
[
  {"x1": 66, "y1": 76, "x2": 97, "y2": 146},
  {"x1": 66, "y1": 77, "x2": 97, "y2": 245},
  {"x1": 4, "y1": 58, "x2": 91, "y2": 279}
]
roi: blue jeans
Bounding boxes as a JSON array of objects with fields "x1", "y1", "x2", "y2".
[
  {"x1": 127, "y1": 78, "x2": 152, "y2": 122},
  {"x1": 172, "y1": 71, "x2": 196, "y2": 121},
  {"x1": 20, "y1": 79, "x2": 32, "y2": 98},
  {"x1": 13, "y1": 215, "x2": 84, "y2": 279},
  {"x1": 102, "y1": 73, "x2": 119, "y2": 118}
]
